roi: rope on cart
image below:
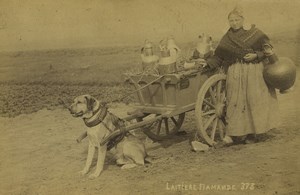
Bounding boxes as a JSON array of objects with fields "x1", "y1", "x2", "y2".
[{"x1": 107, "y1": 75, "x2": 164, "y2": 104}]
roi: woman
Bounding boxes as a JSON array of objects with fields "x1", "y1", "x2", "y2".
[{"x1": 207, "y1": 7, "x2": 279, "y2": 144}]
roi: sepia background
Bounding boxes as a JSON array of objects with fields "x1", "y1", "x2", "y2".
[
  {"x1": 0, "y1": 0, "x2": 299, "y2": 51},
  {"x1": 0, "y1": 0, "x2": 299, "y2": 195}
]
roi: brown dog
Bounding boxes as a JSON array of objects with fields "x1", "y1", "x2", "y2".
[{"x1": 69, "y1": 95, "x2": 147, "y2": 179}]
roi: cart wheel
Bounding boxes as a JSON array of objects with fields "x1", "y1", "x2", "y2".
[
  {"x1": 137, "y1": 113, "x2": 185, "y2": 141},
  {"x1": 195, "y1": 74, "x2": 227, "y2": 146}
]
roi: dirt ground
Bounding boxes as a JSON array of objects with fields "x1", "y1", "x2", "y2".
[{"x1": 0, "y1": 73, "x2": 299, "y2": 195}]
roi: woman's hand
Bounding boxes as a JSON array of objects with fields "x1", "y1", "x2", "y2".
[{"x1": 243, "y1": 53, "x2": 258, "y2": 62}]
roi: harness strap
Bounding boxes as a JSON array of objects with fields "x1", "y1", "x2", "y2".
[
  {"x1": 106, "y1": 121, "x2": 127, "y2": 151},
  {"x1": 84, "y1": 104, "x2": 108, "y2": 128},
  {"x1": 97, "y1": 111, "x2": 127, "y2": 151}
]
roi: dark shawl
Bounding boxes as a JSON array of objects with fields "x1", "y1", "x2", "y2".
[{"x1": 207, "y1": 25, "x2": 271, "y2": 71}]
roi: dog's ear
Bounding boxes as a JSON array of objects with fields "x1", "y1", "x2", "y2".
[{"x1": 84, "y1": 95, "x2": 96, "y2": 111}]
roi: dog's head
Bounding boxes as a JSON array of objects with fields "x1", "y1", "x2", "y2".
[{"x1": 69, "y1": 95, "x2": 99, "y2": 119}]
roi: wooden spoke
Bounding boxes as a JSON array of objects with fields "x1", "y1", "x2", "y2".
[
  {"x1": 210, "y1": 118, "x2": 218, "y2": 140},
  {"x1": 203, "y1": 99, "x2": 215, "y2": 109},
  {"x1": 156, "y1": 120, "x2": 162, "y2": 135},
  {"x1": 216, "y1": 80, "x2": 222, "y2": 102},
  {"x1": 221, "y1": 90, "x2": 226, "y2": 102},
  {"x1": 203, "y1": 114, "x2": 216, "y2": 131},
  {"x1": 164, "y1": 118, "x2": 169, "y2": 134},
  {"x1": 209, "y1": 87, "x2": 216, "y2": 104},
  {"x1": 171, "y1": 117, "x2": 178, "y2": 126},
  {"x1": 202, "y1": 110, "x2": 215, "y2": 117},
  {"x1": 195, "y1": 73, "x2": 227, "y2": 146},
  {"x1": 139, "y1": 113, "x2": 185, "y2": 141},
  {"x1": 202, "y1": 104, "x2": 211, "y2": 113}
]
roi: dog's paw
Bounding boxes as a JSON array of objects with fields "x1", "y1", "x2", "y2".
[
  {"x1": 78, "y1": 169, "x2": 89, "y2": 176},
  {"x1": 121, "y1": 164, "x2": 137, "y2": 169},
  {"x1": 88, "y1": 173, "x2": 100, "y2": 179},
  {"x1": 116, "y1": 158, "x2": 129, "y2": 165}
]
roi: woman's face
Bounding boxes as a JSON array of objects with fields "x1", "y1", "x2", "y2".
[{"x1": 228, "y1": 14, "x2": 244, "y2": 30}]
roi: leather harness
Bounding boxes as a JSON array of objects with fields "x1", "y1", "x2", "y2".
[
  {"x1": 83, "y1": 103, "x2": 126, "y2": 150},
  {"x1": 84, "y1": 104, "x2": 108, "y2": 128}
]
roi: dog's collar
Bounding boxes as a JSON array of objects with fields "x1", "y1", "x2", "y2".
[{"x1": 84, "y1": 104, "x2": 108, "y2": 128}]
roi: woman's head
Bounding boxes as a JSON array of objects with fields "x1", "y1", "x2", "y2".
[{"x1": 228, "y1": 7, "x2": 244, "y2": 30}]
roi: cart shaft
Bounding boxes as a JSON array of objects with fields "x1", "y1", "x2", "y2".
[{"x1": 100, "y1": 115, "x2": 164, "y2": 146}]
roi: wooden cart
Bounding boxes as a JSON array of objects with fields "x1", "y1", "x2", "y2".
[{"x1": 100, "y1": 67, "x2": 227, "y2": 147}]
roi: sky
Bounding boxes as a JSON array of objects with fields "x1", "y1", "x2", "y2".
[{"x1": 0, "y1": 0, "x2": 299, "y2": 51}]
